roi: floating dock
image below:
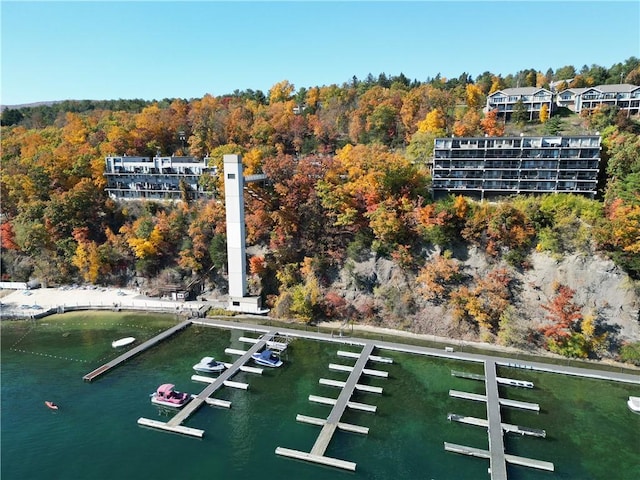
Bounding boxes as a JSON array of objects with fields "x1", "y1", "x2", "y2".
[
  {"x1": 337, "y1": 350, "x2": 393, "y2": 364},
  {"x1": 447, "y1": 413, "x2": 546, "y2": 437},
  {"x1": 276, "y1": 343, "x2": 386, "y2": 471},
  {"x1": 238, "y1": 334, "x2": 292, "y2": 354},
  {"x1": 485, "y1": 359, "x2": 508, "y2": 480},
  {"x1": 449, "y1": 389, "x2": 540, "y2": 412},
  {"x1": 83, "y1": 320, "x2": 191, "y2": 382},
  {"x1": 319, "y1": 378, "x2": 383, "y2": 394},
  {"x1": 444, "y1": 443, "x2": 554, "y2": 472},
  {"x1": 329, "y1": 362, "x2": 388, "y2": 378},
  {"x1": 136, "y1": 331, "x2": 276, "y2": 437},
  {"x1": 445, "y1": 360, "x2": 553, "y2": 479},
  {"x1": 451, "y1": 369, "x2": 534, "y2": 388}
]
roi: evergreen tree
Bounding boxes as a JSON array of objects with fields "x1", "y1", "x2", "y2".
[{"x1": 512, "y1": 99, "x2": 529, "y2": 124}]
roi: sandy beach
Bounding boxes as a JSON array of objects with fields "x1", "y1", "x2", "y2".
[{"x1": 0, "y1": 286, "x2": 213, "y2": 318}]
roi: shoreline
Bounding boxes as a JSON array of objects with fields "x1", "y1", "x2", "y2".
[
  {"x1": 2, "y1": 286, "x2": 639, "y2": 375},
  {"x1": 0, "y1": 286, "x2": 214, "y2": 318}
]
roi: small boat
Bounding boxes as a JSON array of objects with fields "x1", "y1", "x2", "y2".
[
  {"x1": 150, "y1": 383, "x2": 191, "y2": 408},
  {"x1": 112, "y1": 337, "x2": 135, "y2": 348},
  {"x1": 193, "y1": 356, "x2": 226, "y2": 374},
  {"x1": 45, "y1": 401, "x2": 58, "y2": 410},
  {"x1": 251, "y1": 349, "x2": 283, "y2": 368},
  {"x1": 628, "y1": 396, "x2": 640, "y2": 413}
]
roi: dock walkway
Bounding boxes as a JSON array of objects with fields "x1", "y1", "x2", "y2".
[
  {"x1": 193, "y1": 318, "x2": 639, "y2": 385},
  {"x1": 83, "y1": 320, "x2": 191, "y2": 382},
  {"x1": 449, "y1": 389, "x2": 540, "y2": 412},
  {"x1": 276, "y1": 343, "x2": 380, "y2": 471},
  {"x1": 137, "y1": 331, "x2": 276, "y2": 437},
  {"x1": 444, "y1": 443, "x2": 554, "y2": 472},
  {"x1": 485, "y1": 359, "x2": 508, "y2": 480},
  {"x1": 445, "y1": 360, "x2": 554, "y2": 477}
]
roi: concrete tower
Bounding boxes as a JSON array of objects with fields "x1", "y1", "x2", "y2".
[{"x1": 223, "y1": 154, "x2": 268, "y2": 314}]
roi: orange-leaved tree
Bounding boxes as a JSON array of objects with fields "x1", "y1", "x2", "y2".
[
  {"x1": 416, "y1": 251, "x2": 462, "y2": 303},
  {"x1": 449, "y1": 268, "x2": 512, "y2": 333},
  {"x1": 480, "y1": 109, "x2": 505, "y2": 136},
  {"x1": 539, "y1": 284, "x2": 582, "y2": 342}
]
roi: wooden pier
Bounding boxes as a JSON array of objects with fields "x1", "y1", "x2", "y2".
[
  {"x1": 83, "y1": 320, "x2": 191, "y2": 382},
  {"x1": 136, "y1": 331, "x2": 276, "y2": 437},
  {"x1": 276, "y1": 343, "x2": 385, "y2": 471}
]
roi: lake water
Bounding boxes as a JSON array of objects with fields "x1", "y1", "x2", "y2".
[{"x1": 1, "y1": 312, "x2": 639, "y2": 480}]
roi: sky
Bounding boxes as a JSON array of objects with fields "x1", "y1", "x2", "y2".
[{"x1": 1, "y1": 1, "x2": 639, "y2": 106}]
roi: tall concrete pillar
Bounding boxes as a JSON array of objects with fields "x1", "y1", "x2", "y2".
[{"x1": 223, "y1": 154, "x2": 246, "y2": 298}]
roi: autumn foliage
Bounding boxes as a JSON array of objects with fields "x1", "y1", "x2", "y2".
[
  {"x1": 1, "y1": 67, "x2": 639, "y2": 359},
  {"x1": 539, "y1": 285, "x2": 582, "y2": 341}
]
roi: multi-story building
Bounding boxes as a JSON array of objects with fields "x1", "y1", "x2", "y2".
[
  {"x1": 104, "y1": 155, "x2": 216, "y2": 201},
  {"x1": 485, "y1": 87, "x2": 555, "y2": 120},
  {"x1": 556, "y1": 83, "x2": 640, "y2": 115},
  {"x1": 432, "y1": 135, "x2": 601, "y2": 200}
]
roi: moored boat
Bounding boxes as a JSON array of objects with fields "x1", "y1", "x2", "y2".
[
  {"x1": 150, "y1": 384, "x2": 191, "y2": 408},
  {"x1": 628, "y1": 396, "x2": 640, "y2": 413},
  {"x1": 251, "y1": 349, "x2": 283, "y2": 368},
  {"x1": 112, "y1": 337, "x2": 135, "y2": 348},
  {"x1": 193, "y1": 356, "x2": 226, "y2": 374}
]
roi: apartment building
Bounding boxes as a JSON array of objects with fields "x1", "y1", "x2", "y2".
[
  {"x1": 432, "y1": 135, "x2": 601, "y2": 200},
  {"x1": 104, "y1": 155, "x2": 216, "y2": 201},
  {"x1": 556, "y1": 83, "x2": 640, "y2": 115},
  {"x1": 485, "y1": 87, "x2": 554, "y2": 120}
]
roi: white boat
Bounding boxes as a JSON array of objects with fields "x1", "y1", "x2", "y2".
[
  {"x1": 112, "y1": 337, "x2": 135, "y2": 348},
  {"x1": 252, "y1": 349, "x2": 283, "y2": 368},
  {"x1": 628, "y1": 396, "x2": 640, "y2": 413},
  {"x1": 193, "y1": 356, "x2": 226, "y2": 374}
]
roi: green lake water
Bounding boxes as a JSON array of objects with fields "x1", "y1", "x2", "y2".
[{"x1": 1, "y1": 312, "x2": 638, "y2": 480}]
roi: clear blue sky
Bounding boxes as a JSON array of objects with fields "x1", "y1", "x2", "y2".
[{"x1": 1, "y1": 1, "x2": 639, "y2": 105}]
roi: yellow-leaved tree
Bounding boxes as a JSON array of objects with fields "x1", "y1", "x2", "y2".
[
  {"x1": 539, "y1": 104, "x2": 550, "y2": 123},
  {"x1": 465, "y1": 84, "x2": 484, "y2": 110},
  {"x1": 417, "y1": 109, "x2": 446, "y2": 136},
  {"x1": 489, "y1": 75, "x2": 505, "y2": 94},
  {"x1": 268, "y1": 80, "x2": 295, "y2": 104}
]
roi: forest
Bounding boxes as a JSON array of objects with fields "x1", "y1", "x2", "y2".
[{"x1": 1, "y1": 58, "x2": 640, "y2": 364}]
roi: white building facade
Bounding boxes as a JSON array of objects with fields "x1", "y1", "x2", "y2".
[
  {"x1": 104, "y1": 155, "x2": 216, "y2": 201},
  {"x1": 556, "y1": 84, "x2": 640, "y2": 115},
  {"x1": 432, "y1": 135, "x2": 602, "y2": 200},
  {"x1": 485, "y1": 87, "x2": 555, "y2": 120}
]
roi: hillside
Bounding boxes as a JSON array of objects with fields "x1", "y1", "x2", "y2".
[
  {"x1": 1, "y1": 65, "x2": 639, "y2": 365},
  {"x1": 326, "y1": 248, "x2": 639, "y2": 343}
]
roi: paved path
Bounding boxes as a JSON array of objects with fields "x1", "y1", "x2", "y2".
[{"x1": 193, "y1": 318, "x2": 640, "y2": 384}]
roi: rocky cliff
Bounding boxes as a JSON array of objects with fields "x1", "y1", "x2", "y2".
[{"x1": 330, "y1": 248, "x2": 640, "y2": 347}]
